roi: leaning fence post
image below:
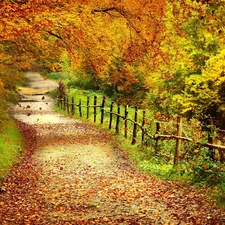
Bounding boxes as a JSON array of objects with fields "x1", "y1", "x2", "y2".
[
  {"x1": 86, "y1": 96, "x2": 90, "y2": 119},
  {"x1": 109, "y1": 102, "x2": 114, "y2": 130},
  {"x1": 174, "y1": 116, "x2": 182, "y2": 166},
  {"x1": 94, "y1": 96, "x2": 97, "y2": 123},
  {"x1": 155, "y1": 122, "x2": 160, "y2": 153},
  {"x1": 60, "y1": 96, "x2": 63, "y2": 110},
  {"x1": 101, "y1": 96, "x2": 106, "y2": 124},
  {"x1": 66, "y1": 97, "x2": 69, "y2": 114},
  {"x1": 71, "y1": 97, "x2": 75, "y2": 115},
  {"x1": 116, "y1": 104, "x2": 120, "y2": 134},
  {"x1": 207, "y1": 118, "x2": 215, "y2": 160},
  {"x1": 63, "y1": 96, "x2": 66, "y2": 111},
  {"x1": 124, "y1": 105, "x2": 129, "y2": 138},
  {"x1": 132, "y1": 107, "x2": 138, "y2": 145},
  {"x1": 79, "y1": 99, "x2": 82, "y2": 118},
  {"x1": 142, "y1": 109, "x2": 146, "y2": 143}
]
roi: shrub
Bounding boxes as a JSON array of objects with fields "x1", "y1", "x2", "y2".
[{"x1": 190, "y1": 157, "x2": 225, "y2": 185}]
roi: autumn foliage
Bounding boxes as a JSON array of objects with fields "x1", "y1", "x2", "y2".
[
  {"x1": 1, "y1": 0, "x2": 225, "y2": 122},
  {"x1": 1, "y1": 2, "x2": 225, "y2": 222}
]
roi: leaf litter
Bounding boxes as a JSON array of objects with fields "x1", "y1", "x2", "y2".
[{"x1": 1, "y1": 73, "x2": 225, "y2": 224}]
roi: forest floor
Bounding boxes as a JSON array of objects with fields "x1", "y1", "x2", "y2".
[{"x1": 0, "y1": 72, "x2": 225, "y2": 224}]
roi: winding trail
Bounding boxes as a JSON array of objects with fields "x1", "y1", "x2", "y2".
[{"x1": 0, "y1": 72, "x2": 225, "y2": 224}]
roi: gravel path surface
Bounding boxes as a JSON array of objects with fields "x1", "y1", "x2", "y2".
[{"x1": 0, "y1": 72, "x2": 225, "y2": 224}]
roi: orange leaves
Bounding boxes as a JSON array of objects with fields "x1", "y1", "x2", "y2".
[
  {"x1": 1, "y1": 109, "x2": 225, "y2": 224},
  {"x1": 0, "y1": 0, "x2": 168, "y2": 109},
  {"x1": 203, "y1": 164, "x2": 209, "y2": 170},
  {"x1": 200, "y1": 55, "x2": 205, "y2": 61},
  {"x1": 154, "y1": 112, "x2": 160, "y2": 118}
]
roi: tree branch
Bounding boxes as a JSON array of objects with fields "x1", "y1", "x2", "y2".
[
  {"x1": 92, "y1": 7, "x2": 141, "y2": 34},
  {"x1": 92, "y1": 7, "x2": 116, "y2": 13},
  {"x1": 47, "y1": 31, "x2": 63, "y2": 41}
]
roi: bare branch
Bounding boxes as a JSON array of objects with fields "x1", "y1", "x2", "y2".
[
  {"x1": 92, "y1": 7, "x2": 116, "y2": 13},
  {"x1": 47, "y1": 31, "x2": 63, "y2": 40}
]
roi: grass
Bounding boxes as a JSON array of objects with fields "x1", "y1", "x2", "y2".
[
  {"x1": 54, "y1": 90, "x2": 188, "y2": 181},
  {"x1": 65, "y1": 88, "x2": 155, "y2": 142},
  {"x1": 0, "y1": 118, "x2": 23, "y2": 181},
  {"x1": 41, "y1": 71, "x2": 63, "y2": 81},
  {"x1": 51, "y1": 86, "x2": 225, "y2": 206},
  {"x1": 54, "y1": 87, "x2": 177, "y2": 174}
]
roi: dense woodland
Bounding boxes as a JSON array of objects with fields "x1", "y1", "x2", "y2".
[{"x1": 1, "y1": 0, "x2": 225, "y2": 126}]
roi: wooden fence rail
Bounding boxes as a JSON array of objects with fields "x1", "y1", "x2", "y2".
[{"x1": 57, "y1": 95, "x2": 225, "y2": 165}]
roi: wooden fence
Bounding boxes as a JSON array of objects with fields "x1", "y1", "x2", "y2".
[{"x1": 57, "y1": 95, "x2": 225, "y2": 165}]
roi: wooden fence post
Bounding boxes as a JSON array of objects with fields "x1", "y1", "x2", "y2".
[
  {"x1": 86, "y1": 96, "x2": 90, "y2": 119},
  {"x1": 116, "y1": 104, "x2": 120, "y2": 134},
  {"x1": 71, "y1": 97, "x2": 75, "y2": 115},
  {"x1": 67, "y1": 97, "x2": 70, "y2": 114},
  {"x1": 155, "y1": 122, "x2": 160, "y2": 153},
  {"x1": 132, "y1": 107, "x2": 138, "y2": 145},
  {"x1": 208, "y1": 119, "x2": 215, "y2": 160},
  {"x1": 64, "y1": 96, "x2": 67, "y2": 112},
  {"x1": 142, "y1": 110, "x2": 146, "y2": 143},
  {"x1": 79, "y1": 99, "x2": 82, "y2": 118},
  {"x1": 57, "y1": 96, "x2": 60, "y2": 107},
  {"x1": 124, "y1": 105, "x2": 129, "y2": 138},
  {"x1": 109, "y1": 102, "x2": 114, "y2": 130},
  {"x1": 101, "y1": 96, "x2": 106, "y2": 124},
  {"x1": 94, "y1": 96, "x2": 97, "y2": 123},
  {"x1": 174, "y1": 116, "x2": 182, "y2": 166},
  {"x1": 60, "y1": 97, "x2": 63, "y2": 110},
  {"x1": 63, "y1": 96, "x2": 66, "y2": 111}
]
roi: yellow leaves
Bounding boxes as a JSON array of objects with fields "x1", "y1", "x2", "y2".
[
  {"x1": 194, "y1": 149, "x2": 199, "y2": 153},
  {"x1": 102, "y1": 217, "x2": 110, "y2": 222},
  {"x1": 51, "y1": 63, "x2": 62, "y2": 72},
  {"x1": 202, "y1": 49, "x2": 225, "y2": 88},
  {"x1": 0, "y1": 201, "x2": 4, "y2": 207},
  {"x1": 18, "y1": 87, "x2": 49, "y2": 95},
  {"x1": 218, "y1": 104, "x2": 225, "y2": 112},
  {"x1": 173, "y1": 48, "x2": 225, "y2": 115},
  {"x1": 20, "y1": 61, "x2": 31, "y2": 70},
  {"x1": 0, "y1": 79, "x2": 4, "y2": 89}
]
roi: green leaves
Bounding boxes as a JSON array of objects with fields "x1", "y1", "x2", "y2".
[{"x1": 191, "y1": 157, "x2": 225, "y2": 186}]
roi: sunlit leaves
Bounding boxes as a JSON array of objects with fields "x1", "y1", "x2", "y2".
[
  {"x1": 167, "y1": 0, "x2": 225, "y2": 117},
  {"x1": 1, "y1": 0, "x2": 225, "y2": 119},
  {"x1": 175, "y1": 49, "x2": 225, "y2": 115}
]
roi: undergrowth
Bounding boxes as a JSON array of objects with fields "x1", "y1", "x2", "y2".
[{"x1": 41, "y1": 71, "x2": 63, "y2": 81}]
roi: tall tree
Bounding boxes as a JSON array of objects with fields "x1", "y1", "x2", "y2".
[{"x1": 170, "y1": 0, "x2": 225, "y2": 121}]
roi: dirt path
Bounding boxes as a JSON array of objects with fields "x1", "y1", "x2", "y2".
[{"x1": 0, "y1": 72, "x2": 225, "y2": 224}]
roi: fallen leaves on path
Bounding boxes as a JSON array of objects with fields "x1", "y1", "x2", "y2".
[
  {"x1": 1, "y1": 120, "x2": 225, "y2": 224},
  {"x1": 0, "y1": 119, "x2": 225, "y2": 224},
  {"x1": 18, "y1": 87, "x2": 50, "y2": 95}
]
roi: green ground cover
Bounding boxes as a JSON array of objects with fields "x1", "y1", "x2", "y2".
[
  {"x1": 52, "y1": 86, "x2": 225, "y2": 206},
  {"x1": 0, "y1": 119, "x2": 23, "y2": 181}
]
